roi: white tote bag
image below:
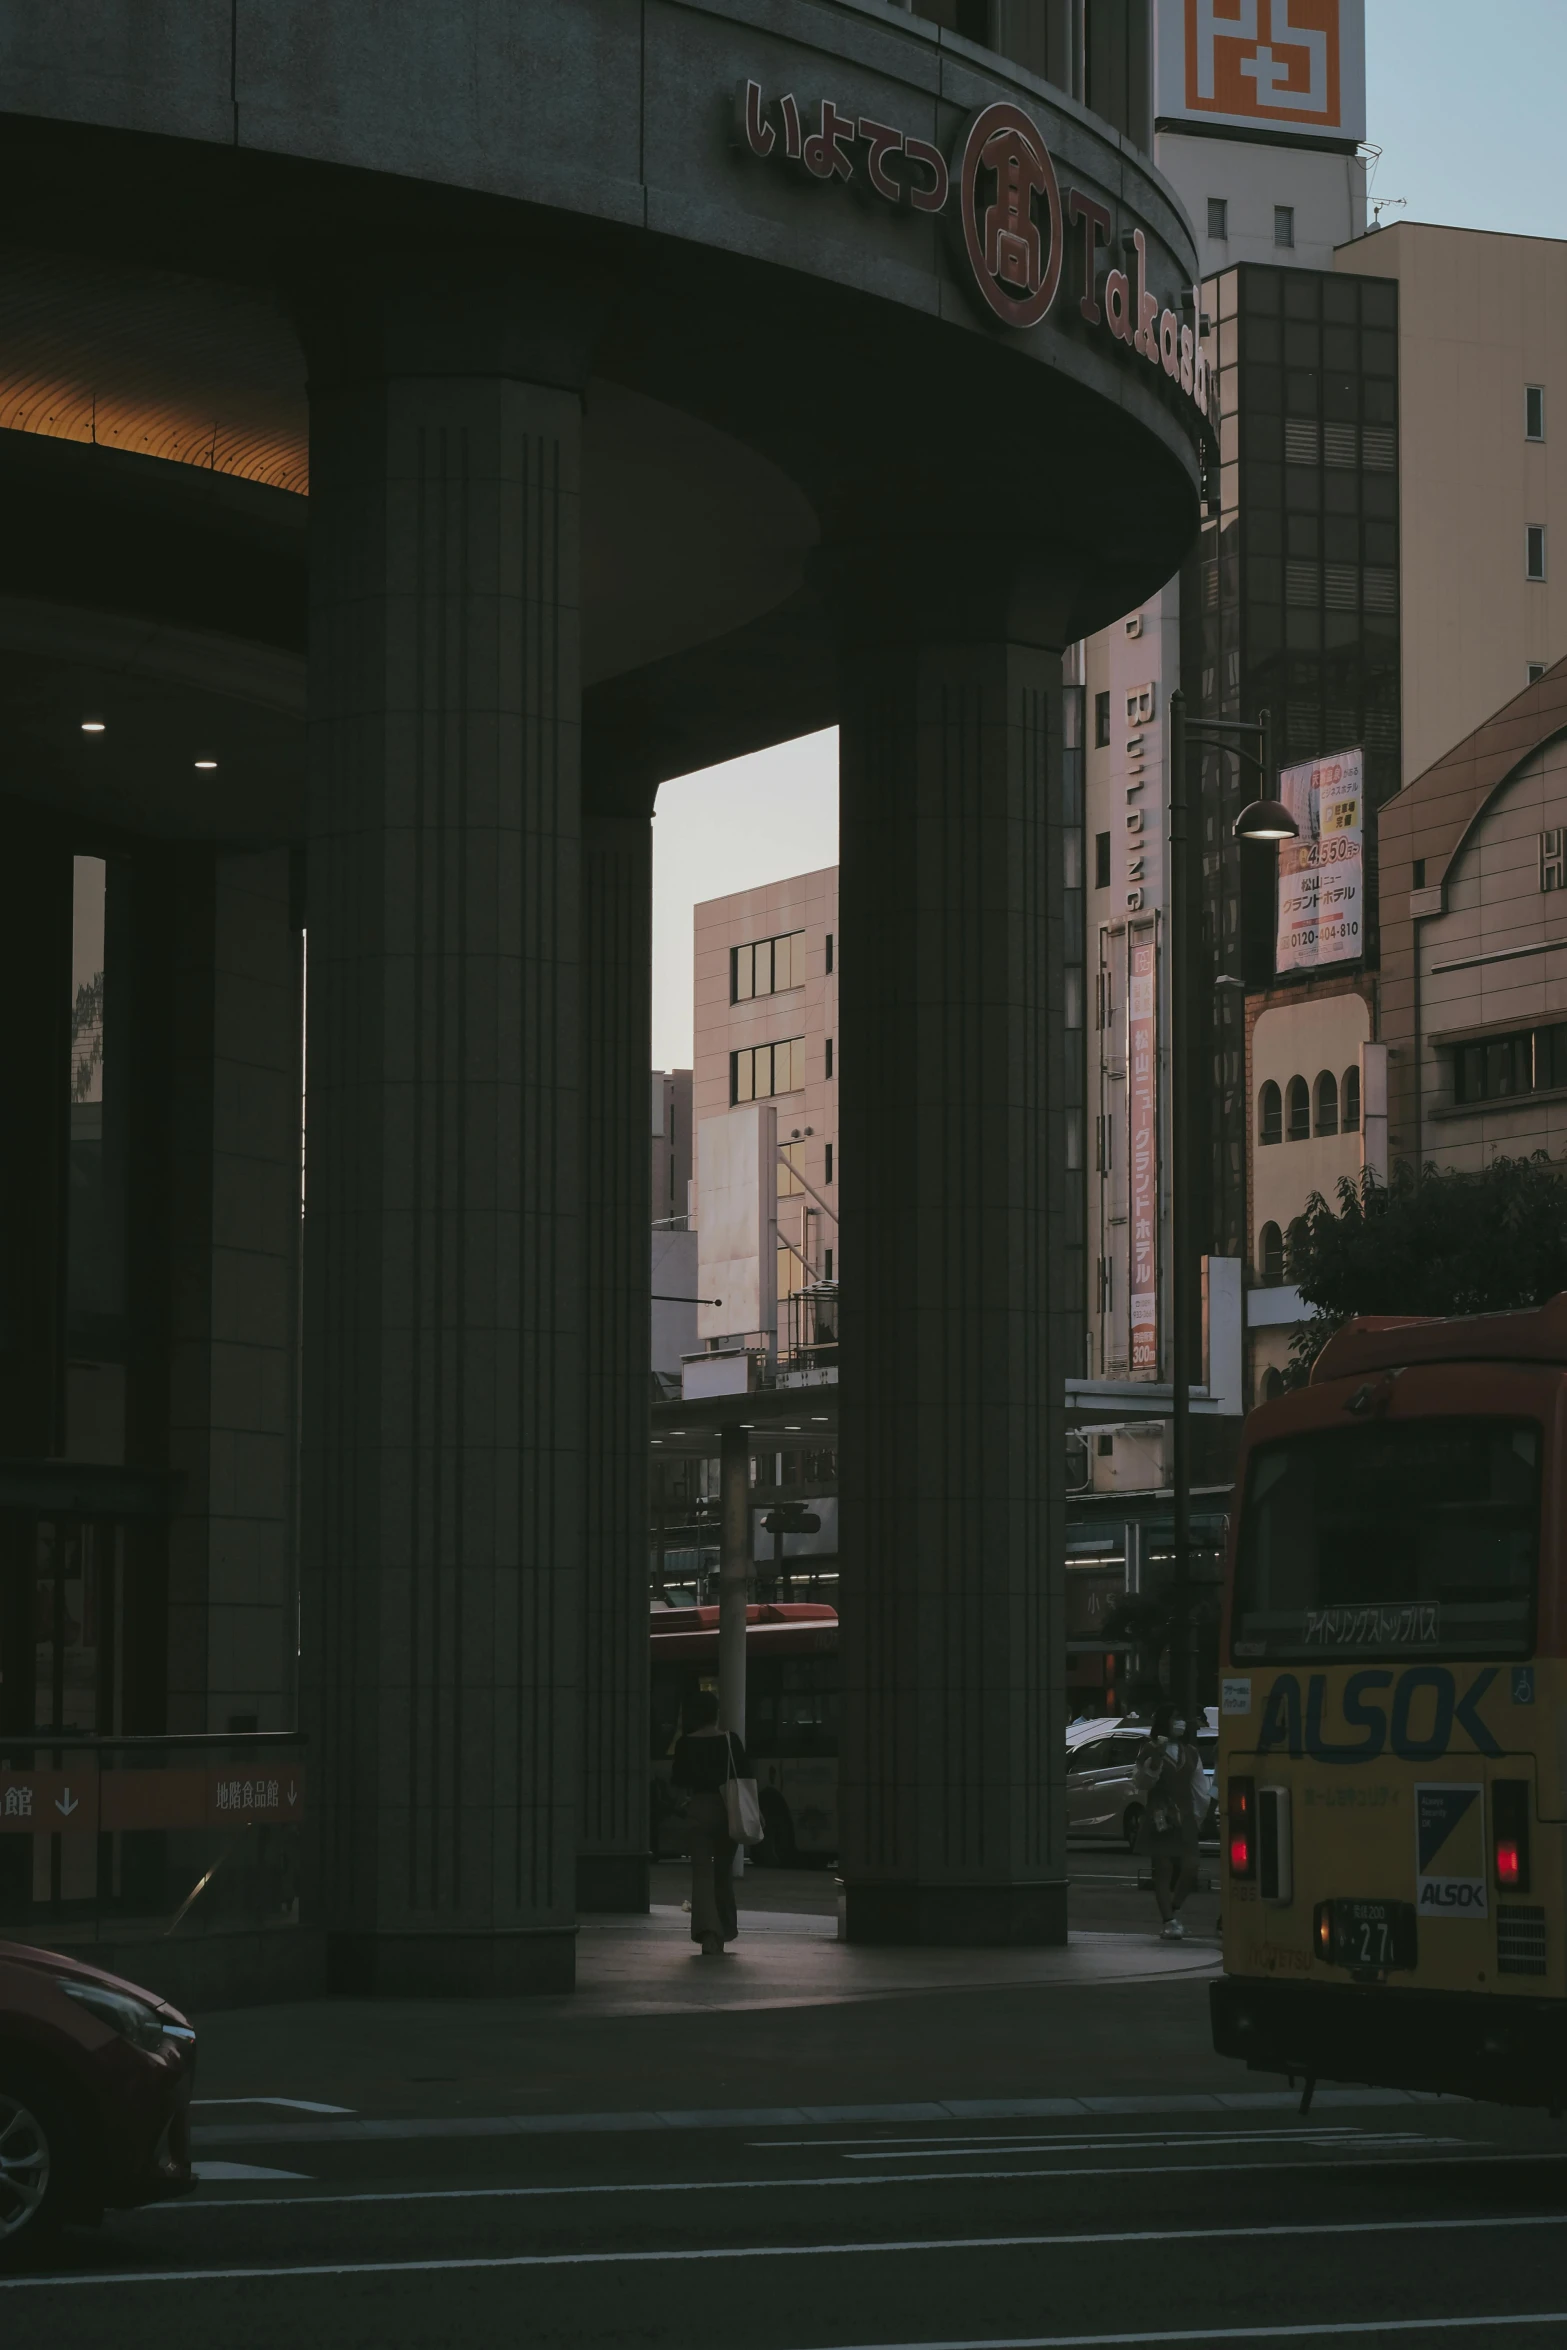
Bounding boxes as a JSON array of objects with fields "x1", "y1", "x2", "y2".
[{"x1": 723, "y1": 1731, "x2": 764, "y2": 1846}]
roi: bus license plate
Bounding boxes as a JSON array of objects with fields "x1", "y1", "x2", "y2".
[{"x1": 1330, "y1": 1900, "x2": 1416, "y2": 1972}]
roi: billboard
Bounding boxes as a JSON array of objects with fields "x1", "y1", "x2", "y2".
[
  {"x1": 1274, "y1": 747, "x2": 1365, "y2": 975},
  {"x1": 1128, "y1": 932, "x2": 1159, "y2": 1377},
  {"x1": 1154, "y1": 0, "x2": 1366, "y2": 144}
]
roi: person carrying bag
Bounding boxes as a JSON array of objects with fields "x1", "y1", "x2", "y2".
[
  {"x1": 671, "y1": 1691, "x2": 759, "y2": 1956},
  {"x1": 1129, "y1": 1704, "x2": 1206, "y2": 1942}
]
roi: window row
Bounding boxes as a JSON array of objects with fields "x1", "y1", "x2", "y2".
[
  {"x1": 732, "y1": 930, "x2": 806, "y2": 1002},
  {"x1": 1450, "y1": 1022, "x2": 1567, "y2": 1106},
  {"x1": 1206, "y1": 198, "x2": 1297, "y2": 250},
  {"x1": 1258, "y1": 1068, "x2": 1361, "y2": 1145},
  {"x1": 731, "y1": 1037, "x2": 806, "y2": 1103}
]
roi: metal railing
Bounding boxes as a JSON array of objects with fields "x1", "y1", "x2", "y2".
[{"x1": 0, "y1": 1730, "x2": 305, "y2": 1948}]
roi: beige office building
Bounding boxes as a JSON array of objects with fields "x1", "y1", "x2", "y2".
[{"x1": 692, "y1": 867, "x2": 839, "y2": 1324}]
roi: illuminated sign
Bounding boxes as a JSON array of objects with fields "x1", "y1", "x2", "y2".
[
  {"x1": 1274, "y1": 746, "x2": 1364, "y2": 975},
  {"x1": 734, "y1": 83, "x2": 1215, "y2": 440},
  {"x1": 1154, "y1": 0, "x2": 1366, "y2": 143}
]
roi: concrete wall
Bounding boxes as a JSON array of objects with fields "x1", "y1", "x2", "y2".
[
  {"x1": 1159, "y1": 129, "x2": 1364, "y2": 278},
  {"x1": 1418, "y1": 731, "x2": 1567, "y2": 1170},
  {"x1": 1337, "y1": 222, "x2": 1567, "y2": 786}
]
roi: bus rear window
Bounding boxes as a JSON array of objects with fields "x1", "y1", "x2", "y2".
[{"x1": 1232, "y1": 1418, "x2": 1539, "y2": 1661}]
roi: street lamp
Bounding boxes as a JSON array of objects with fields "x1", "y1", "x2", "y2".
[{"x1": 1165, "y1": 696, "x2": 1279, "y2": 1726}]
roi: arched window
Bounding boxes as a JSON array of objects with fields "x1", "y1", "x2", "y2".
[
  {"x1": 1286, "y1": 1075, "x2": 1310, "y2": 1140},
  {"x1": 1259, "y1": 1221, "x2": 1284, "y2": 1285},
  {"x1": 1258, "y1": 1080, "x2": 1282, "y2": 1145},
  {"x1": 1287, "y1": 1215, "x2": 1310, "y2": 1276},
  {"x1": 1315, "y1": 1069, "x2": 1338, "y2": 1136},
  {"x1": 1262, "y1": 1367, "x2": 1285, "y2": 1402},
  {"x1": 1342, "y1": 1064, "x2": 1361, "y2": 1132}
]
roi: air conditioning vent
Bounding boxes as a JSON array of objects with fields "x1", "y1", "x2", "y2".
[{"x1": 1497, "y1": 1903, "x2": 1547, "y2": 1976}]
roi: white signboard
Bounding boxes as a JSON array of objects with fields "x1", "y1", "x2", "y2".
[
  {"x1": 696, "y1": 1103, "x2": 777, "y2": 1343},
  {"x1": 1275, "y1": 746, "x2": 1364, "y2": 975},
  {"x1": 1154, "y1": 0, "x2": 1366, "y2": 145}
]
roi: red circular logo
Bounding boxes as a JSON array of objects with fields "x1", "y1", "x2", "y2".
[{"x1": 958, "y1": 101, "x2": 1063, "y2": 331}]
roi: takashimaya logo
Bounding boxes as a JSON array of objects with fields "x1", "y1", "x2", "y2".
[{"x1": 956, "y1": 101, "x2": 1063, "y2": 331}]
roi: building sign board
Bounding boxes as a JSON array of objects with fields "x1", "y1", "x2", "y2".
[
  {"x1": 1154, "y1": 0, "x2": 1366, "y2": 143},
  {"x1": 734, "y1": 83, "x2": 1214, "y2": 441},
  {"x1": 1128, "y1": 931, "x2": 1160, "y2": 1375},
  {"x1": 1275, "y1": 746, "x2": 1364, "y2": 975}
]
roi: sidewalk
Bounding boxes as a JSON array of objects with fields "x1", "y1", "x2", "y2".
[{"x1": 188, "y1": 1885, "x2": 1232, "y2": 2131}]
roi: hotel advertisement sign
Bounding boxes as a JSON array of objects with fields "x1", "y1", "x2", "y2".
[
  {"x1": 1275, "y1": 747, "x2": 1364, "y2": 975},
  {"x1": 1153, "y1": 0, "x2": 1366, "y2": 145},
  {"x1": 1128, "y1": 932, "x2": 1159, "y2": 1376}
]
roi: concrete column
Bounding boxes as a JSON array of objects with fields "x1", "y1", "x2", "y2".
[
  {"x1": 835, "y1": 560, "x2": 1070, "y2": 1945},
  {"x1": 576, "y1": 810, "x2": 652, "y2": 1912},
  {"x1": 301, "y1": 269, "x2": 587, "y2": 1994},
  {"x1": 164, "y1": 849, "x2": 302, "y2": 1735}
]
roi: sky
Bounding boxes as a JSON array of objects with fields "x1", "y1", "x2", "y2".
[{"x1": 649, "y1": 1, "x2": 1567, "y2": 1068}]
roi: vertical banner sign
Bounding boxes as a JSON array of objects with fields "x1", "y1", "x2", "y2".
[
  {"x1": 1128, "y1": 933, "x2": 1159, "y2": 1375},
  {"x1": 1275, "y1": 747, "x2": 1364, "y2": 975}
]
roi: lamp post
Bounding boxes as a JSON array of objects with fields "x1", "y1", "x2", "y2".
[{"x1": 1165, "y1": 697, "x2": 1290, "y2": 1726}]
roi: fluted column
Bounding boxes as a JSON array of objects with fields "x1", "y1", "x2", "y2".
[
  {"x1": 835, "y1": 552, "x2": 1070, "y2": 1945},
  {"x1": 577, "y1": 808, "x2": 652, "y2": 1911},
  {"x1": 301, "y1": 271, "x2": 586, "y2": 1994}
]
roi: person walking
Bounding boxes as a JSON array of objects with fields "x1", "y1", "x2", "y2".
[
  {"x1": 1130, "y1": 1704, "x2": 1207, "y2": 1941},
  {"x1": 671, "y1": 1690, "x2": 749, "y2": 1957}
]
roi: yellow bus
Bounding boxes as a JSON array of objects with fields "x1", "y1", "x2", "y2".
[{"x1": 1212, "y1": 1294, "x2": 1567, "y2": 2110}]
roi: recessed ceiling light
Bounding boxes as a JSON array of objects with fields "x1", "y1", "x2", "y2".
[
  {"x1": 194, "y1": 758, "x2": 218, "y2": 771},
  {"x1": 81, "y1": 718, "x2": 105, "y2": 733}
]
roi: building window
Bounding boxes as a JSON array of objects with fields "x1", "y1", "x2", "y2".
[
  {"x1": 1095, "y1": 830, "x2": 1111, "y2": 888},
  {"x1": 1094, "y1": 690, "x2": 1111, "y2": 749},
  {"x1": 1342, "y1": 1064, "x2": 1361, "y2": 1132},
  {"x1": 1413, "y1": 858, "x2": 1426, "y2": 888},
  {"x1": 1527, "y1": 385, "x2": 1545, "y2": 441},
  {"x1": 1274, "y1": 205, "x2": 1295, "y2": 249},
  {"x1": 824, "y1": 1142, "x2": 833, "y2": 1184},
  {"x1": 825, "y1": 1037, "x2": 833, "y2": 1079},
  {"x1": 731, "y1": 1037, "x2": 805, "y2": 1102},
  {"x1": 825, "y1": 932, "x2": 834, "y2": 975},
  {"x1": 1286, "y1": 1075, "x2": 1310, "y2": 1141},
  {"x1": 1452, "y1": 1022, "x2": 1567, "y2": 1104},
  {"x1": 1527, "y1": 526, "x2": 1547, "y2": 582},
  {"x1": 1258, "y1": 1079, "x2": 1283, "y2": 1146},
  {"x1": 1287, "y1": 1215, "x2": 1310, "y2": 1270},
  {"x1": 823, "y1": 1247, "x2": 833, "y2": 1283},
  {"x1": 1259, "y1": 1221, "x2": 1284, "y2": 1285},
  {"x1": 1314, "y1": 1069, "x2": 1338, "y2": 1136},
  {"x1": 1262, "y1": 1367, "x2": 1285, "y2": 1402},
  {"x1": 733, "y1": 931, "x2": 805, "y2": 1002},
  {"x1": 1543, "y1": 830, "x2": 1567, "y2": 891},
  {"x1": 778, "y1": 1140, "x2": 804, "y2": 1197},
  {"x1": 1208, "y1": 197, "x2": 1228, "y2": 241},
  {"x1": 1530, "y1": 663, "x2": 1547, "y2": 685}
]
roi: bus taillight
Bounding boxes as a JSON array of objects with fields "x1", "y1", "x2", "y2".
[
  {"x1": 1493, "y1": 1780, "x2": 1532, "y2": 1894},
  {"x1": 1228, "y1": 1776, "x2": 1256, "y2": 1879}
]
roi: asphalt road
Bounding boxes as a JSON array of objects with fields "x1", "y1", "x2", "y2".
[
  {"x1": 12, "y1": 1856, "x2": 1564, "y2": 2345},
  {"x1": 10, "y1": 2091, "x2": 1567, "y2": 2347}
]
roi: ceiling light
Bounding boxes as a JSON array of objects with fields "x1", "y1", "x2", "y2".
[
  {"x1": 194, "y1": 758, "x2": 218, "y2": 771},
  {"x1": 80, "y1": 718, "x2": 105, "y2": 734}
]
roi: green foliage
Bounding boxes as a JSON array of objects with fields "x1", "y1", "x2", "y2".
[{"x1": 1284, "y1": 1154, "x2": 1567, "y2": 1383}]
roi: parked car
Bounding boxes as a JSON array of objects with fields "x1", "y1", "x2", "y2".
[
  {"x1": 1066, "y1": 1722, "x2": 1219, "y2": 1847},
  {"x1": 0, "y1": 1942, "x2": 196, "y2": 2260}
]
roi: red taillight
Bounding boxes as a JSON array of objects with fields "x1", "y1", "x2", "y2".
[
  {"x1": 1228, "y1": 1775, "x2": 1256, "y2": 1880},
  {"x1": 1493, "y1": 1780, "x2": 1532, "y2": 1896},
  {"x1": 1496, "y1": 1841, "x2": 1522, "y2": 1888}
]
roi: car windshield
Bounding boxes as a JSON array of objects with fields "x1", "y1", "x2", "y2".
[{"x1": 1232, "y1": 1417, "x2": 1540, "y2": 1662}]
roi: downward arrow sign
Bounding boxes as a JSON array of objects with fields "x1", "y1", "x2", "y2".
[
  {"x1": 286, "y1": 1783, "x2": 299, "y2": 1807},
  {"x1": 55, "y1": 1789, "x2": 78, "y2": 1817}
]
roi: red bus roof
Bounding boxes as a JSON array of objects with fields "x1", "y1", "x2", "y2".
[
  {"x1": 649, "y1": 1602, "x2": 837, "y2": 1635},
  {"x1": 1311, "y1": 1292, "x2": 1567, "y2": 1384}
]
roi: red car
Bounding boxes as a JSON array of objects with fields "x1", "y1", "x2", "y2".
[{"x1": 0, "y1": 1941, "x2": 196, "y2": 2260}]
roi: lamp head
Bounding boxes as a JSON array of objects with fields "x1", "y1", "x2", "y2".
[{"x1": 1232, "y1": 797, "x2": 1299, "y2": 843}]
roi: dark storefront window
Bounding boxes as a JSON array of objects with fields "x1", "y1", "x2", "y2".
[{"x1": 66, "y1": 855, "x2": 128, "y2": 1463}]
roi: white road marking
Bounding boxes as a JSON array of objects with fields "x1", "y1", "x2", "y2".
[
  {"x1": 24, "y1": 2201, "x2": 1567, "y2": 2284},
  {"x1": 192, "y1": 2098, "x2": 354, "y2": 2115},
  {"x1": 752, "y1": 2127, "x2": 1373, "y2": 2151},
  {"x1": 191, "y1": 2162, "x2": 313, "y2": 2183},
  {"x1": 157, "y1": 2144, "x2": 1562, "y2": 2216},
  {"x1": 801, "y1": 2320, "x2": 1567, "y2": 2348},
  {"x1": 838, "y1": 2131, "x2": 1466, "y2": 2162}
]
